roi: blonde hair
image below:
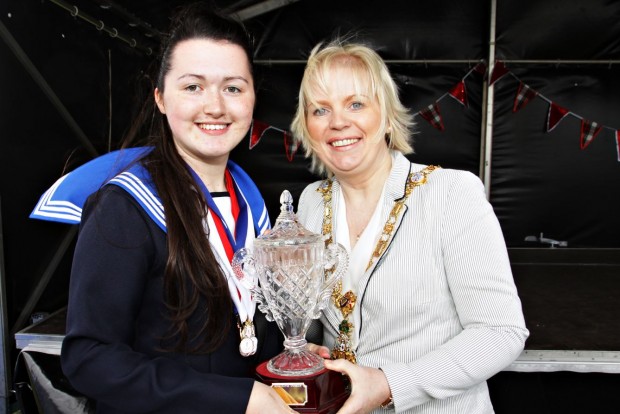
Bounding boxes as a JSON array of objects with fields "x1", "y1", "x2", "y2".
[{"x1": 291, "y1": 39, "x2": 414, "y2": 176}]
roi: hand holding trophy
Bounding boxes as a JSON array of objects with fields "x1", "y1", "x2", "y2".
[{"x1": 233, "y1": 190, "x2": 350, "y2": 413}]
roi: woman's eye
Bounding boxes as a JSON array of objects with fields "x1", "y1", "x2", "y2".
[
  {"x1": 313, "y1": 107, "x2": 327, "y2": 116},
  {"x1": 350, "y1": 101, "x2": 364, "y2": 110},
  {"x1": 185, "y1": 84, "x2": 200, "y2": 92},
  {"x1": 225, "y1": 86, "x2": 241, "y2": 93}
]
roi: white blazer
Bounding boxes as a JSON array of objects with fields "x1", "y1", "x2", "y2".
[{"x1": 297, "y1": 151, "x2": 529, "y2": 414}]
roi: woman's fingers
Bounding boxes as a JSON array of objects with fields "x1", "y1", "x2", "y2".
[{"x1": 306, "y1": 342, "x2": 331, "y2": 359}]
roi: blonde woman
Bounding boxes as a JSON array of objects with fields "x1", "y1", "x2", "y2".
[{"x1": 292, "y1": 40, "x2": 529, "y2": 414}]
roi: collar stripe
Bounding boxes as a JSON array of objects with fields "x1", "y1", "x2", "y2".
[
  {"x1": 31, "y1": 175, "x2": 83, "y2": 223},
  {"x1": 109, "y1": 172, "x2": 166, "y2": 230}
]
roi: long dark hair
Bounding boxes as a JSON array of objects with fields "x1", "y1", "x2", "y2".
[{"x1": 123, "y1": 2, "x2": 254, "y2": 353}]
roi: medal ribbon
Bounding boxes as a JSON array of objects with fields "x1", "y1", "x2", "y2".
[
  {"x1": 190, "y1": 168, "x2": 249, "y2": 264},
  {"x1": 189, "y1": 167, "x2": 258, "y2": 356}
]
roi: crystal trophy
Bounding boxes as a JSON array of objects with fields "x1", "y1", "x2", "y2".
[{"x1": 232, "y1": 190, "x2": 350, "y2": 412}]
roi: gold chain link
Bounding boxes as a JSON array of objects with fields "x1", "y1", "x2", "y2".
[{"x1": 317, "y1": 164, "x2": 439, "y2": 363}]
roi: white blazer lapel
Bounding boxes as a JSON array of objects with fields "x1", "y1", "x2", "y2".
[{"x1": 356, "y1": 152, "x2": 413, "y2": 300}]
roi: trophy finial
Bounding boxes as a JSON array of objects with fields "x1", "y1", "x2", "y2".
[
  {"x1": 279, "y1": 190, "x2": 294, "y2": 215},
  {"x1": 263, "y1": 189, "x2": 321, "y2": 244}
]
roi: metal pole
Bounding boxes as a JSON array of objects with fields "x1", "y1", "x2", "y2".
[
  {"x1": 481, "y1": 0, "x2": 498, "y2": 199},
  {"x1": 498, "y1": 59, "x2": 620, "y2": 65},
  {"x1": 0, "y1": 20, "x2": 99, "y2": 158},
  {"x1": 10, "y1": 226, "x2": 78, "y2": 336},
  {"x1": 47, "y1": 0, "x2": 153, "y2": 55},
  {"x1": 90, "y1": 0, "x2": 161, "y2": 40},
  {"x1": 231, "y1": 0, "x2": 301, "y2": 21},
  {"x1": 254, "y1": 59, "x2": 483, "y2": 65},
  {"x1": 0, "y1": 196, "x2": 10, "y2": 414}
]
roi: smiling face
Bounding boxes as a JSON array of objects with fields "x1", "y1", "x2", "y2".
[
  {"x1": 305, "y1": 60, "x2": 390, "y2": 178},
  {"x1": 154, "y1": 38, "x2": 255, "y2": 169}
]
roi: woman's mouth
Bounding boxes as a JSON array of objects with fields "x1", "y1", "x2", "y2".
[
  {"x1": 330, "y1": 138, "x2": 360, "y2": 147},
  {"x1": 198, "y1": 123, "x2": 228, "y2": 131}
]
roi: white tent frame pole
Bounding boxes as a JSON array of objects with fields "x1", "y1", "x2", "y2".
[{"x1": 481, "y1": 0, "x2": 498, "y2": 199}]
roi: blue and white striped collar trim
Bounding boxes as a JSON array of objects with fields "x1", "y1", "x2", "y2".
[
  {"x1": 109, "y1": 171, "x2": 166, "y2": 232},
  {"x1": 30, "y1": 174, "x2": 83, "y2": 223}
]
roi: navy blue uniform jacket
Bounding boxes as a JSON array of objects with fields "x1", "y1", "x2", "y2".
[{"x1": 61, "y1": 185, "x2": 282, "y2": 413}]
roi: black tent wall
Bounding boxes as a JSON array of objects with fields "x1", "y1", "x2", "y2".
[{"x1": 1, "y1": 0, "x2": 620, "y2": 412}]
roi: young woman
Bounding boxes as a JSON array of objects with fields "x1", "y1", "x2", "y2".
[{"x1": 56, "y1": 3, "x2": 294, "y2": 413}]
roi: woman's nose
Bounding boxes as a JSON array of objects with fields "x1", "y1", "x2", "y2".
[
  {"x1": 202, "y1": 91, "x2": 224, "y2": 117},
  {"x1": 329, "y1": 109, "x2": 350, "y2": 130}
]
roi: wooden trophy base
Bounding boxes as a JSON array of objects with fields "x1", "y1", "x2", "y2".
[{"x1": 256, "y1": 361, "x2": 350, "y2": 413}]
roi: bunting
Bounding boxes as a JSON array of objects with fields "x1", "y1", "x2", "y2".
[
  {"x1": 284, "y1": 132, "x2": 300, "y2": 162},
  {"x1": 248, "y1": 119, "x2": 296, "y2": 161},
  {"x1": 491, "y1": 62, "x2": 619, "y2": 160},
  {"x1": 448, "y1": 80, "x2": 468, "y2": 107},
  {"x1": 249, "y1": 119, "x2": 271, "y2": 149},
  {"x1": 489, "y1": 61, "x2": 510, "y2": 85},
  {"x1": 252, "y1": 61, "x2": 620, "y2": 163},
  {"x1": 474, "y1": 62, "x2": 487, "y2": 75},
  {"x1": 546, "y1": 103, "x2": 571, "y2": 132},
  {"x1": 412, "y1": 61, "x2": 483, "y2": 132},
  {"x1": 418, "y1": 103, "x2": 445, "y2": 131},
  {"x1": 580, "y1": 120, "x2": 602, "y2": 150},
  {"x1": 513, "y1": 82, "x2": 538, "y2": 113}
]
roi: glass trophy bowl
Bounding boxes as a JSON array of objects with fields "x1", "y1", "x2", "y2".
[{"x1": 233, "y1": 190, "x2": 348, "y2": 377}]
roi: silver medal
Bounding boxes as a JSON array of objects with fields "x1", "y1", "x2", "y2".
[{"x1": 238, "y1": 318, "x2": 257, "y2": 357}]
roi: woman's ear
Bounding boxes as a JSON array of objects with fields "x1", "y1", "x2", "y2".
[{"x1": 154, "y1": 88, "x2": 166, "y2": 114}]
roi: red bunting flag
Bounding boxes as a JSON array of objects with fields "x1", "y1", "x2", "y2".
[
  {"x1": 474, "y1": 62, "x2": 487, "y2": 76},
  {"x1": 489, "y1": 61, "x2": 510, "y2": 85},
  {"x1": 616, "y1": 131, "x2": 620, "y2": 162},
  {"x1": 513, "y1": 82, "x2": 538, "y2": 113},
  {"x1": 448, "y1": 81, "x2": 468, "y2": 107},
  {"x1": 418, "y1": 103, "x2": 445, "y2": 131},
  {"x1": 249, "y1": 119, "x2": 271, "y2": 149},
  {"x1": 284, "y1": 131, "x2": 300, "y2": 162},
  {"x1": 579, "y1": 120, "x2": 602, "y2": 150},
  {"x1": 546, "y1": 103, "x2": 570, "y2": 132}
]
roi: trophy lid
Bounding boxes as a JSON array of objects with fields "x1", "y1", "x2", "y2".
[{"x1": 255, "y1": 190, "x2": 322, "y2": 246}]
